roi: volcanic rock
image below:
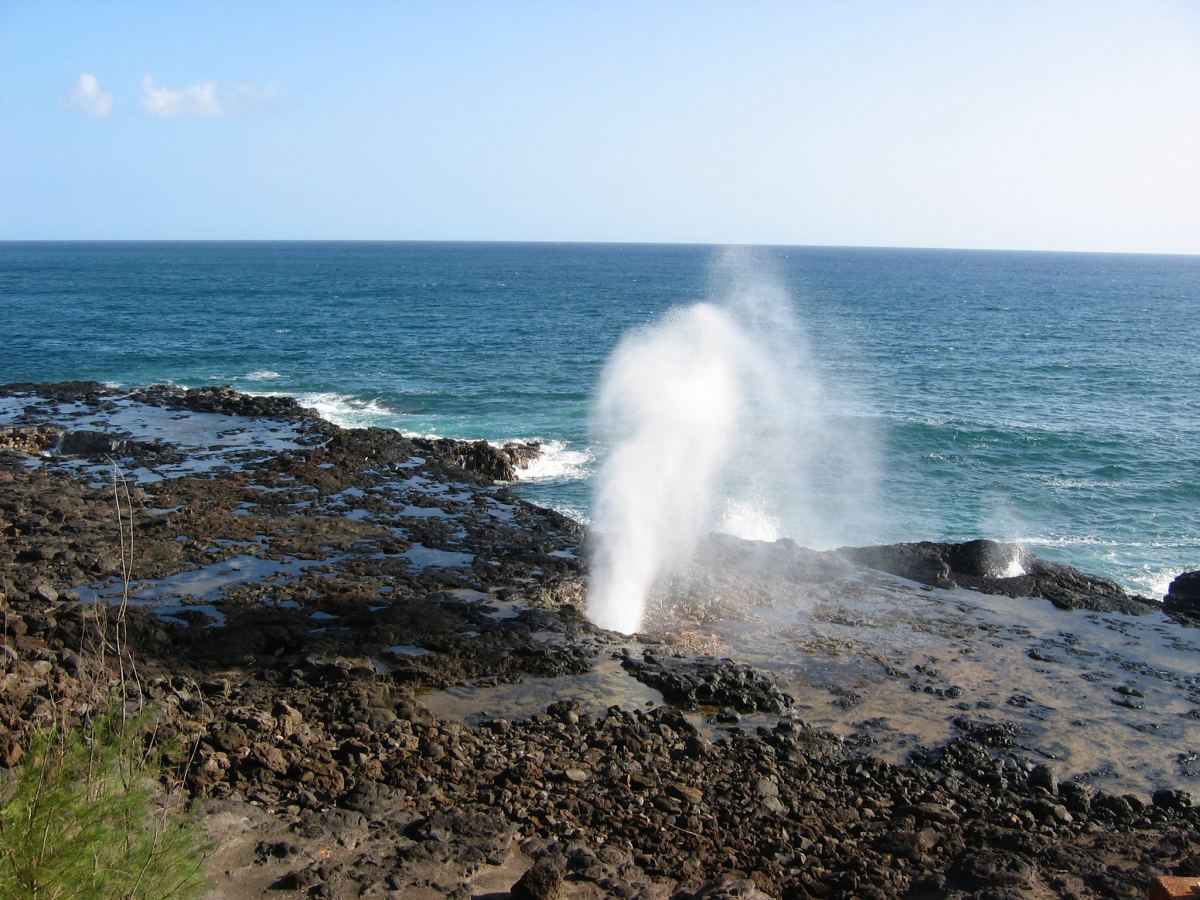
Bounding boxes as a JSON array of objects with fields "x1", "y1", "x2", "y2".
[
  {"x1": 5, "y1": 382, "x2": 1200, "y2": 899},
  {"x1": 415, "y1": 437, "x2": 542, "y2": 482},
  {"x1": 511, "y1": 860, "x2": 564, "y2": 900},
  {"x1": 620, "y1": 650, "x2": 793, "y2": 714},
  {"x1": 841, "y1": 538, "x2": 1159, "y2": 614},
  {"x1": 1164, "y1": 571, "x2": 1200, "y2": 620}
]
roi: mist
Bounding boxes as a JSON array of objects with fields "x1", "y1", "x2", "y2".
[{"x1": 587, "y1": 250, "x2": 878, "y2": 634}]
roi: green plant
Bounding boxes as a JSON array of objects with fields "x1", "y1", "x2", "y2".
[{"x1": 0, "y1": 708, "x2": 209, "y2": 899}]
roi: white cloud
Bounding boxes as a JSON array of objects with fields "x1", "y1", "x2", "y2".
[
  {"x1": 138, "y1": 77, "x2": 281, "y2": 118},
  {"x1": 69, "y1": 73, "x2": 112, "y2": 117},
  {"x1": 140, "y1": 76, "x2": 222, "y2": 117}
]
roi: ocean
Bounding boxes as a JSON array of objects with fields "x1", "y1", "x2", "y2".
[{"x1": 2, "y1": 241, "x2": 1197, "y2": 597}]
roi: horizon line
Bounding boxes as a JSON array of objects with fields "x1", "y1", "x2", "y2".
[{"x1": 1, "y1": 238, "x2": 1197, "y2": 258}]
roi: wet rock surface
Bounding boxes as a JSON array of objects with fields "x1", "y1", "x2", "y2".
[{"x1": 2, "y1": 383, "x2": 1198, "y2": 898}]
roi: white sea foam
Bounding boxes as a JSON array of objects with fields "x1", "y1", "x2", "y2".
[
  {"x1": 1125, "y1": 569, "x2": 1176, "y2": 600},
  {"x1": 242, "y1": 370, "x2": 281, "y2": 381},
  {"x1": 1032, "y1": 474, "x2": 1132, "y2": 490},
  {"x1": 717, "y1": 499, "x2": 781, "y2": 543},
  {"x1": 295, "y1": 392, "x2": 397, "y2": 429},
  {"x1": 547, "y1": 503, "x2": 590, "y2": 525},
  {"x1": 1010, "y1": 534, "x2": 1110, "y2": 549},
  {"x1": 506, "y1": 440, "x2": 594, "y2": 482},
  {"x1": 1011, "y1": 534, "x2": 1197, "y2": 551},
  {"x1": 1006, "y1": 534, "x2": 1188, "y2": 599}
]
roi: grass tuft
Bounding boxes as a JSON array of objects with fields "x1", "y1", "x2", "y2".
[{"x1": 0, "y1": 708, "x2": 209, "y2": 899}]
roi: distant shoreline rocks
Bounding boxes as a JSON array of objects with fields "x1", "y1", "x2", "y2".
[{"x1": 839, "y1": 538, "x2": 1161, "y2": 616}]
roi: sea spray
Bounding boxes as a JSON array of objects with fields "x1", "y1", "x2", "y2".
[
  {"x1": 587, "y1": 250, "x2": 878, "y2": 633},
  {"x1": 587, "y1": 303, "x2": 749, "y2": 633}
]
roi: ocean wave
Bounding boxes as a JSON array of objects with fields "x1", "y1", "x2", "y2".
[
  {"x1": 924, "y1": 452, "x2": 966, "y2": 463},
  {"x1": 241, "y1": 370, "x2": 282, "y2": 382},
  {"x1": 506, "y1": 440, "x2": 593, "y2": 482},
  {"x1": 1031, "y1": 475, "x2": 1132, "y2": 490},
  {"x1": 1012, "y1": 534, "x2": 1197, "y2": 552},
  {"x1": 1125, "y1": 568, "x2": 1177, "y2": 600},
  {"x1": 295, "y1": 392, "x2": 397, "y2": 429},
  {"x1": 1007, "y1": 534, "x2": 1191, "y2": 598},
  {"x1": 546, "y1": 503, "x2": 590, "y2": 525}
]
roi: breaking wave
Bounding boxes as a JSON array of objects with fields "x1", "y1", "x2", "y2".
[
  {"x1": 507, "y1": 440, "x2": 593, "y2": 482},
  {"x1": 295, "y1": 392, "x2": 399, "y2": 429}
]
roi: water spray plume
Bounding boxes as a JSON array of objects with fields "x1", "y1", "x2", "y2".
[
  {"x1": 587, "y1": 250, "x2": 878, "y2": 634},
  {"x1": 587, "y1": 303, "x2": 747, "y2": 633}
]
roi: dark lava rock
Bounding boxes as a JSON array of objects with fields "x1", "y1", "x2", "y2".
[
  {"x1": 946, "y1": 538, "x2": 1027, "y2": 578},
  {"x1": 58, "y1": 430, "x2": 129, "y2": 457},
  {"x1": 1028, "y1": 763, "x2": 1058, "y2": 794},
  {"x1": 1060, "y1": 782, "x2": 1092, "y2": 815},
  {"x1": 510, "y1": 860, "x2": 563, "y2": 900},
  {"x1": 950, "y1": 849, "x2": 1036, "y2": 889},
  {"x1": 0, "y1": 380, "x2": 115, "y2": 402},
  {"x1": 1153, "y1": 788, "x2": 1194, "y2": 813},
  {"x1": 620, "y1": 651, "x2": 792, "y2": 714},
  {"x1": 841, "y1": 539, "x2": 1158, "y2": 615},
  {"x1": 1165, "y1": 571, "x2": 1200, "y2": 621},
  {"x1": 1092, "y1": 792, "x2": 1136, "y2": 822},
  {"x1": 129, "y1": 384, "x2": 320, "y2": 422},
  {"x1": 415, "y1": 437, "x2": 541, "y2": 482},
  {"x1": 838, "y1": 540, "x2": 956, "y2": 587}
]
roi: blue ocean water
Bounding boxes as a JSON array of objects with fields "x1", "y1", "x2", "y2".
[{"x1": 3, "y1": 241, "x2": 1198, "y2": 597}]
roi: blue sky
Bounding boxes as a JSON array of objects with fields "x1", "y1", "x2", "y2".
[{"x1": 2, "y1": 1, "x2": 1198, "y2": 251}]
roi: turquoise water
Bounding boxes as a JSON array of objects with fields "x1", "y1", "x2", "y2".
[{"x1": 3, "y1": 241, "x2": 1198, "y2": 596}]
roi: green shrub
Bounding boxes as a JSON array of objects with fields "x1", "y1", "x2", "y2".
[{"x1": 0, "y1": 709, "x2": 209, "y2": 899}]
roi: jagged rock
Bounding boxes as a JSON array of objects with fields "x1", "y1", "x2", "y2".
[
  {"x1": 416, "y1": 437, "x2": 542, "y2": 482},
  {"x1": 841, "y1": 539, "x2": 1158, "y2": 614},
  {"x1": 620, "y1": 651, "x2": 792, "y2": 714}
]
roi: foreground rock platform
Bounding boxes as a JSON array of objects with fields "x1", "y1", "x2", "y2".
[{"x1": 2, "y1": 382, "x2": 1198, "y2": 899}]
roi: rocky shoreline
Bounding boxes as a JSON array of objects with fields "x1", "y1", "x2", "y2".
[{"x1": 2, "y1": 382, "x2": 1198, "y2": 899}]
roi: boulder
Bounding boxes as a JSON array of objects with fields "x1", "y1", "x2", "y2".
[
  {"x1": 620, "y1": 651, "x2": 793, "y2": 714},
  {"x1": 1164, "y1": 571, "x2": 1200, "y2": 620},
  {"x1": 58, "y1": 430, "x2": 127, "y2": 457},
  {"x1": 510, "y1": 860, "x2": 563, "y2": 900}
]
